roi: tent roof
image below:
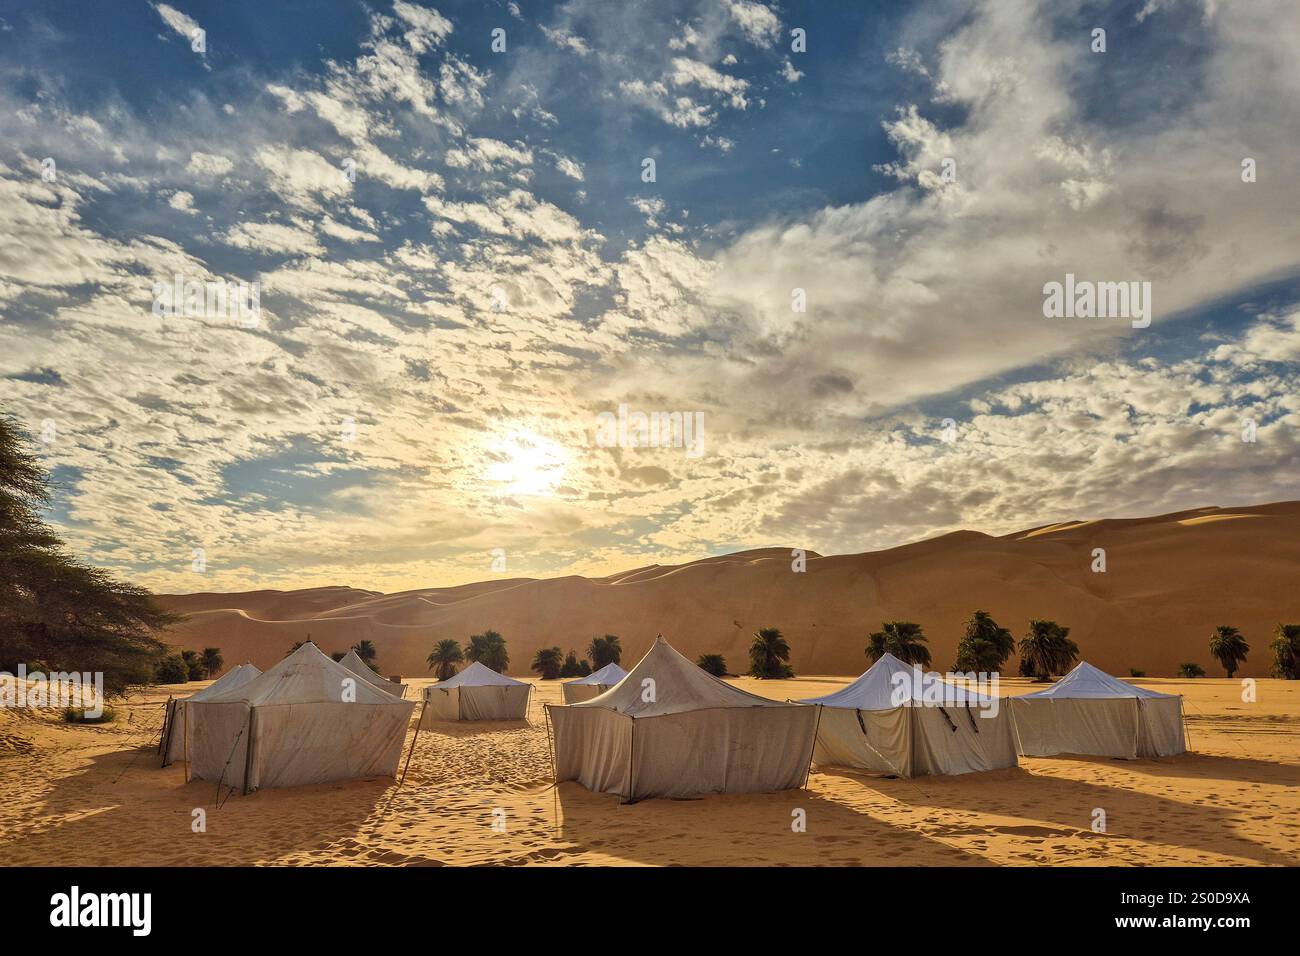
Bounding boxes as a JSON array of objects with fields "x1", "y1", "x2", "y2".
[
  {"x1": 433, "y1": 660, "x2": 527, "y2": 688},
  {"x1": 1019, "y1": 661, "x2": 1176, "y2": 699},
  {"x1": 185, "y1": 662, "x2": 261, "y2": 702},
  {"x1": 566, "y1": 662, "x2": 629, "y2": 686},
  {"x1": 337, "y1": 649, "x2": 400, "y2": 694},
  {"x1": 202, "y1": 642, "x2": 408, "y2": 706},
  {"x1": 572, "y1": 636, "x2": 802, "y2": 717},
  {"x1": 800, "y1": 653, "x2": 997, "y2": 709}
]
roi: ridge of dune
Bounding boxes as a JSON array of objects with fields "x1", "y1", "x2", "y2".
[{"x1": 157, "y1": 500, "x2": 1300, "y2": 680}]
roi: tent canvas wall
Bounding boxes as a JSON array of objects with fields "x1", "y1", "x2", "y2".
[
  {"x1": 1010, "y1": 661, "x2": 1186, "y2": 759},
  {"x1": 561, "y1": 662, "x2": 629, "y2": 703},
  {"x1": 159, "y1": 663, "x2": 261, "y2": 767},
  {"x1": 338, "y1": 648, "x2": 408, "y2": 699},
  {"x1": 546, "y1": 636, "x2": 819, "y2": 801},
  {"x1": 799, "y1": 653, "x2": 1018, "y2": 777},
  {"x1": 423, "y1": 661, "x2": 532, "y2": 720},
  {"x1": 184, "y1": 642, "x2": 414, "y2": 792}
]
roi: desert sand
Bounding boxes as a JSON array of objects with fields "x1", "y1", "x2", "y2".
[
  {"x1": 157, "y1": 502, "x2": 1300, "y2": 680},
  {"x1": 3, "y1": 674, "x2": 1297, "y2": 866}
]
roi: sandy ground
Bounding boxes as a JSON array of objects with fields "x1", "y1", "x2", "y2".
[{"x1": 2, "y1": 675, "x2": 1297, "y2": 867}]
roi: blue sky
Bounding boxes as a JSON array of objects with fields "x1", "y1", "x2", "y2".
[{"x1": 1, "y1": 0, "x2": 1297, "y2": 592}]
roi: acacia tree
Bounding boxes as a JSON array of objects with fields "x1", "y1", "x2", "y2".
[{"x1": 0, "y1": 415, "x2": 176, "y2": 695}]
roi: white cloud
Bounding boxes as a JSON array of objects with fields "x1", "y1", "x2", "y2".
[{"x1": 727, "y1": 1, "x2": 781, "y2": 46}]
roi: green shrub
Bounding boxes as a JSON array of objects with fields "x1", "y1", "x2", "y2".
[
  {"x1": 1177, "y1": 662, "x2": 1205, "y2": 678},
  {"x1": 63, "y1": 705, "x2": 116, "y2": 724},
  {"x1": 155, "y1": 655, "x2": 189, "y2": 683},
  {"x1": 1129, "y1": 668, "x2": 1145, "y2": 678}
]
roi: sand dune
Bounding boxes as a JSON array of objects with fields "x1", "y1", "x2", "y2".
[{"x1": 157, "y1": 501, "x2": 1300, "y2": 680}]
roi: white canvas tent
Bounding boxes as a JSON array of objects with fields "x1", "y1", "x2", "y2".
[
  {"x1": 561, "y1": 662, "x2": 629, "y2": 703},
  {"x1": 184, "y1": 642, "x2": 414, "y2": 793},
  {"x1": 423, "y1": 661, "x2": 532, "y2": 720},
  {"x1": 546, "y1": 636, "x2": 819, "y2": 802},
  {"x1": 338, "y1": 648, "x2": 407, "y2": 699},
  {"x1": 159, "y1": 663, "x2": 261, "y2": 767},
  {"x1": 1011, "y1": 661, "x2": 1186, "y2": 759},
  {"x1": 800, "y1": 653, "x2": 1018, "y2": 777}
]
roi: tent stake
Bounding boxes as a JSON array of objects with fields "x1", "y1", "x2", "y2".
[{"x1": 398, "y1": 697, "x2": 428, "y2": 788}]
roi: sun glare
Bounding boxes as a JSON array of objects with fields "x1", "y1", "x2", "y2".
[{"x1": 484, "y1": 430, "x2": 568, "y2": 496}]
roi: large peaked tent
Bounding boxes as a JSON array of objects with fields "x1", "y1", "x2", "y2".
[
  {"x1": 184, "y1": 642, "x2": 414, "y2": 792},
  {"x1": 159, "y1": 663, "x2": 261, "y2": 767},
  {"x1": 561, "y1": 662, "x2": 629, "y2": 703},
  {"x1": 800, "y1": 653, "x2": 1018, "y2": 777},
  {"x1": 338, "y1": 648, "x2": 408, "y2": 698},
  {"x1": 546, "y1": 636, "x2": 819, "y2": 801},
  {"x1": 1011, "y1": 661, "x2": 1186, "y2": 759},
  {"x1": 423, "y1": 661, "x2": 532, "y2": 720}
]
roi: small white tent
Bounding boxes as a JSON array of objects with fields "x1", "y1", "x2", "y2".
[
  {"x1": 800, "y1": 653, "x2": 1018, "y2": 777},
  {"x1": 1011, "y1": 661, "x2": 1186, "y2": 759},
  {"x1": 561, "y1": 662, "x2": 629, "y2": 703},
  {"x1": 423, "y1": 662, "x2": 532, "y2": 720},
  {"x1": 547, "y1": 636, "x2": 819, "y2": 802},
  {"x1": 184, "y1": 642, "x2": 415, "y2": 793},
  {"x1": 338, "y1": 648, "x2": 407, "y2": 699},
  {"x1": 159, "y1": 663, "x2": 261, "y2": 767}
]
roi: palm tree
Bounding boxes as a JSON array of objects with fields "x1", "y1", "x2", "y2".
[
  {"x1": 587, "y1": 634, "x2": 622, "y2": 669},
  {"x1": 953, "y1": 637, "x2": 1003, "y2": 674},
  {"x1": 1018, "y1": 619, "x2": 1078, "y2": 680},
  {"x1": 465, "y1": 630, "x2": 509, "y2": 673},
  {"x1": 865, "y1": 621, "x2": 931, "y2": 668},
  {"x1": 426, "y1": 639, "x2": 464, "y2": 681},
  {"x1": 748, "y1": 627, "x2": 794, "y2": 679},
  {"x1": 1208, "y1": 626, "x2": 1249, "y2": 678},
  {"x1": 697, "y1": 653, "x2": 727, "y2": 677},
  {"x1": 352, "y1": 639, "x2": 378, "y2": 670},
  {"x1": 954, "y1": 611, "x2": 1013, "y2": 672},
  {"x1": 200, "y1": 647, "x2": 224, "y2": 679},
  {"x1": 1270, "y1": 623, "x2": 1300, "y2": 679},
  {"x1": 532, "y1": 646, "x2": 564, "y2": 680},
  {"x1": 559, "y1": 650, "x2": 586, "y2": 678}
]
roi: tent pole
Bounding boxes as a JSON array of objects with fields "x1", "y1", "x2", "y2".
[
  {"x1": 158, "y1": 696, "x2": 173, "y2": 757},
  {"x1": 183, "y1": 703, "x2": 190, "y2": 783},
  {"x1": 398, "y1": 697, "x2": 428, "y2": 788},
  {"x1": 624, "y1": 716, "x2": 637, "y2": 805},
  {"x1": 802, "y1": 704, "x2": 823, "y2": 789},
  {"x1": 241, "y1": 706, "x2": 256, "y2": 796}
]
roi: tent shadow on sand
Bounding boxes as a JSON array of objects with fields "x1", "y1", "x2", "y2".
[
  {"x1": 819, "y1": 763, "x2": 1298, "y2": 866},
  {"x1": 553, "y1": 782, "x2": 988, "y2": 866},
  {"x1": 27, "y1": 743, "x2": 391, "y2": 866},
  {"x1": 1053, "y1": 751, "x2": 1300, "y2": 787},
  {"x1": 417, "y1": 717, "x2": 532, "y2": 737}
]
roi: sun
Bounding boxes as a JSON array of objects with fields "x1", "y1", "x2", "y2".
[{"x1": 484, "y1": 429, "x2": 568, "y2": 496}]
